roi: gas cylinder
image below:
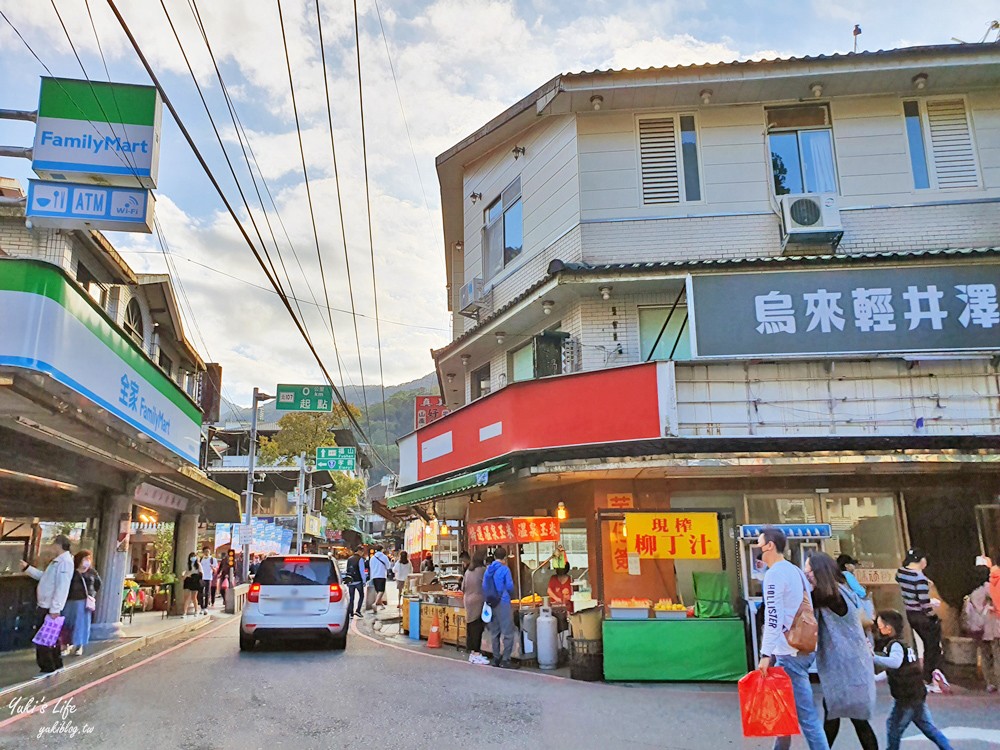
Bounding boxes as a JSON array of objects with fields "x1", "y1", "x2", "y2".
[
  {"x1": 521, "y1": 608, "x2": 539, "y2": 656},
  {"x1": 536, "y1": 606, "x2": 559, "y2": 670}
]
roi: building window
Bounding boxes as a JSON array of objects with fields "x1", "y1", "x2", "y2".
[
  {"x1": 158, "y1": 351, "x2": 173, "y2": 377},
  {"x1": 766, "y1": 105, "x2": 837, "y2": 195},
  {"x1": 638, "y1": 306, "x2": 692, "y2": 361},
  {"x1": 123, "y1": 298, "x2": 144, "y2": 347},
  {"x1": 483, "y1": 177, "x2": 522, "y2": 281},
  {"x1": 638, "y1": 114, "x2": 702, "y2": 205},
  {"x1": 510, "y1": 342, "x2": 533, "y2": 383},
  {"x1": 471, "y1": 363, "x2": 491, "y2": 400},
  {"x1": 508, "y1": 332, "x2": 566, "y2": 382},
  {"x1": 76, "y1": 261, "x2": 107, "y2": 308},
  {"x1": 902, "y1": 98, "x2": 979, "y2": 190}
]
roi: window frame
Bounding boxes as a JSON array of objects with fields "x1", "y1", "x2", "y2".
[
  {"x1": 123, "y1": 298, "x2": 145, "y2": 348},
  {"x1": 635, "y1": 112, "x2": 705, "y2": 207},
  {"x1": 481, "y1": 177, "x2": 523, "y2": 283},
  {"x1": 765, "y1": 104, "x2": 840, "y2": 196},
  {"x1": 638, "y1": 304, "x2": 693, "y2": 362},
  {"x1": 471, "y1": 362, "x2": 491, "y2": 401},
  {"x1": 900, "y1": 95, "x2": 982, "y2": 193}
]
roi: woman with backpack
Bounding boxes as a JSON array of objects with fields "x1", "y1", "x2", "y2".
[
  {"x1": 806, "y1": 552, "x2": 877, "y2": 750},
  {"x1": 965, "y1": 563, "x2": 999, "y2": 692}
]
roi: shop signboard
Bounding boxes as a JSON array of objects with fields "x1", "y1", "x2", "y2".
[
  {"x1": 134, "y1": 483, "x2": 188, "y2": 513},
  {"x1": 316, "y1": 446, "x2": 355, "y2": 471},
  {"x1": 688, "y1": 262, "x2": 1000, "y2": 359},
  {"x1": 853, "y1": 568, "x2": 898, "y2": 586},
  {"x1": 414, "y1": 395, "x2": 449, "y2": 430},
  {"x1": 609, "y1": 521, "x2": 629, "y2": 574},
  {"x1": 624, "y1": 512, "x2": 721, "y2": 560},
  {"x1": 275, "y1": 383, "x2": 333, "y2": 412},
  {"x1": 468, "y1": 517, "x2": 560, "y2": 546},
  {"x1": 607, "y1": 493, "x2": 634, "y2": 509},
  {"x1": 26, "y1": 179, "x2": 154, "y2": 233},
  {"x1": 0, "y1": 260, "x2": 201, "y2": 463},
  {"x1": 32, "y1": 77, "x2": 162, "y2": 188}
]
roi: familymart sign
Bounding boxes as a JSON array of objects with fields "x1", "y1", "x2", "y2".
[{"x1": 31, "y1": 78, "x2": 162, "y2": 188}]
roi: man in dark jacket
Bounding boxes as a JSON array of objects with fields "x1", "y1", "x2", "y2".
[{"x1": 345, "y1": 547, "x2": 367, "y2": 617}]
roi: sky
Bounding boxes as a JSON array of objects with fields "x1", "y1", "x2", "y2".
[{"x1": 0, "y1": 1, "x2": 997, "y2": 409}]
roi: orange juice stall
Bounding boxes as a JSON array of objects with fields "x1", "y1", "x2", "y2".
[{"x1": 597, "y1": 509, "x2": 747, "y2": 682}]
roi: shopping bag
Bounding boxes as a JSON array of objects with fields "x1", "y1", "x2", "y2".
[
  {"x1": 481, "y1": 603, "x2": 493, "y2": 624},
  {"x1": 738, "y1": 667, "x2": 800, "y2": 738},
  {"x1": 32, "y1": 616, "x2": 66, "y2": 648}
]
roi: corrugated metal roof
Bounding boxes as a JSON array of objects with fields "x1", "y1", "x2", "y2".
[{"x1": 433, "y1": 246, "x2": 1000, "y2": 359}]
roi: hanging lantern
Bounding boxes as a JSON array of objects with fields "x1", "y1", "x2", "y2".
[{"x1": 556, "y1": 501, "x2": 568, "y2": 521}]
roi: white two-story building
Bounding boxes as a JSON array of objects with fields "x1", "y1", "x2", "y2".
[{"x1": 391, "y1": 44, "x2": 1000, "y2": 676}]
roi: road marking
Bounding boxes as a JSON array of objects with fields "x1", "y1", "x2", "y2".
[
  {"x1": 0, "y1": 617, "x2": 234, "y2": 731},
  {"x1": 901, "y1": 726, "x2": 1000, "y2": 743}
]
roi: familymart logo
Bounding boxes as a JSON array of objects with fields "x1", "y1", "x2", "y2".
[{"x1": 39, "y1": 130, "x2": 150, "y2": 155}]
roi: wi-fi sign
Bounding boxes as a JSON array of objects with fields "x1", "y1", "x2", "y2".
[{"x1": 125, "y1": 196, "x2": 139, "y2": 209}]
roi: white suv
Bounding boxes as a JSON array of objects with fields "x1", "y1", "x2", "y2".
[{"x1": 240, "y1": 555, "x2": 349, "y2": 651}]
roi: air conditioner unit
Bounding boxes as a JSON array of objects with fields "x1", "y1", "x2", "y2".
[
  {"x1": 780, "y1": 193, "x2": 843, "y2": 249},
  {"x1": 459, "y1": 278, "x2": 485, "y2": 317}
]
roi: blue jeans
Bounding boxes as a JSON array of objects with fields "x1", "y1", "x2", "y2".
[
  {"x1": 773, "y1": 653, "x2": 830, "y2": 750},
  {"x1": 886, "y1": 701, "x2": 953, "y2": 750},
  {"x1": 487, "y1": 599, "x2": 516, "y2": 663}
]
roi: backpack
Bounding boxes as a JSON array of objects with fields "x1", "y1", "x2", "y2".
[
  {"x1": 962, "y1": 589, "x2": 988, "y2": 635},
  {"x1": 483, "y1": 565, "x2": 501, "y2": 607}
]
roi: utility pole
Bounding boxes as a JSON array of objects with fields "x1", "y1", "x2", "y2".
[
  {"x1": 243, "y1": 387, "x2": 273, "y2": 579},
  {"x1": 295, "y1": 451, "x2": 306, "y2": 554}
]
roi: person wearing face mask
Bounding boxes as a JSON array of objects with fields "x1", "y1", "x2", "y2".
[
  {"x1": 181, "y1": 551, "x2": 202, "y2": 617},
  {"x1": 21, "y1": 534, "x2": 75, "y2": 674},
  {"x1": 63, "y1": 550, "x2": 102, "y2": 656}
]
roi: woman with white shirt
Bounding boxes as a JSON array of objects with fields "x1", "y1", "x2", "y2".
[{"x1": 392, "y1": 551, "x2": 413, "y2": 606}]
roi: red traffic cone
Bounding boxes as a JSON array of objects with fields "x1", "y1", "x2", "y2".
[{"x1": 427, "y1": 613, "x2": 442, "y2": 649}]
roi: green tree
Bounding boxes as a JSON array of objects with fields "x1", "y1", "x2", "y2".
[
  {"x1": 321, "y1": 473, "x2": 365, "y2": 532},
  {"x1": 257, "y1": 406, "x2": 360, "y2": 466}
]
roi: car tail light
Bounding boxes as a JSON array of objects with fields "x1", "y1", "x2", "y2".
[
  {"x1": 329, "y1": 583, "x2": 344, "y2": 602},
  {"x1": 283, "y1": 557, "x2": 310, "y2": 563},
  {"x1": 247, "y1": 583, "x2": 261, "y2": 603}
]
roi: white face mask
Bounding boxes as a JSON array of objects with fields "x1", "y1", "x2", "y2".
[{"x1": 81, "y1": 560, "x2": 92, "y2": 571}]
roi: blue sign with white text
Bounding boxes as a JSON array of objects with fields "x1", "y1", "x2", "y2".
[{"x1": 26, "y1": 179, "x2": 153, "y2": 233}]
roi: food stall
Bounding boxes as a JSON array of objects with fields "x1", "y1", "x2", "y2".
[{"x1": 597, "y1": 509, "x2": 746, "y2": 682}]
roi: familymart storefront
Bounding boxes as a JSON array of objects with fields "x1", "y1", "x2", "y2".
[{"x1": 0, "y1": 259, "x2": 239, "y2": 648}]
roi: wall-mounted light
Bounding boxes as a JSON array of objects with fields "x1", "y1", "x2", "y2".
[
  {"x1": 810, "y1": 82, "x2": 824, "y2": 98},
  {"x1": 542, "y1": 300, "x2": 555, "y2": 315},
  {"x1": 440, "y1": 523, "x2": 450, "y2": 536},
  {"x1": 599, "y1": 286, "x2": 612, "y2": 301},
  {"x1": 556, "y1": 501, "x2": 568, "y2": 521},
  {"x1": 699, "y1": 89, "x2": 713, "y2": 105},
  {"x1": 446, "y1": 372, "x2": 456, "y2": 384},
  {"x1": 495, "y1": 331, "x2": 505, "y2": 345},
  {"x1": 453, "y1": 241, "x2": 464, "y2": 252},
  {"x1": 590, "y1": 94, "x2": 604, "y2": 111},
  {"x1": 512, "y1": 145, "x2": 526, "y2": 160},
  {"x1": 912, "y1": 72, "x2": 928, "y2": 90},
  {"x1": 461, "y1": 354, "x2": 471, "y2": 367},
  {"x1": 470, "y1": 192, "x2": 482, "y2": 203}
]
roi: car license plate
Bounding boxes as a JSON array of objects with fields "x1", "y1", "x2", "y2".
[{"x1": 282, "y1": 599, "x2": 305, "y2": 612}]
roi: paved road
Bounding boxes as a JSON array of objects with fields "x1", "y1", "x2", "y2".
[{"x1": 1, "y1": 617, "x2": 998, "y2": 749}]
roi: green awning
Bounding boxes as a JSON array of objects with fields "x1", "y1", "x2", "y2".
[{"x1": 387, "y1": 464, "x2": 509, "y2": 509}]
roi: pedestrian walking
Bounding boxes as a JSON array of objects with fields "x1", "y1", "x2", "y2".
[
  {"x1": 198, "y1": 546, "x2": 217, "y2": 614},
  {"x1": 755, "y1": 528, "x2": 829, "y2": 750},
  {"x1": 182, "y1": 552, "x2": 201, "y2": 617},
  {"x1": 806, "y1": 552, "x2": 877, "y2": 750},
  {"x1": 483, "y1": 546, "x2": 518, "y2": 669},
  {"x1": 895, "y1": 549, "x2": 946, "y2": 692},
  {"x1": 874, "y1": 609, "x2": 954, "y2": 750},
  {"x1": 392, "y1": 551, "x2": 412, "y2": 607},
  {"x1": 369, "y1": 545, "x2": 391, "y2": 609},
  {"x1": 21, "y1": 534, "x2": 74, "y2": 675},
  {"x1": 345, "y1": 547, "x2": 367, "y2": 617},
  {"x1": 964, "y1": 563, "x2": 999, "y2": 692},
  {"x1": 462, "y1": 550, "x2": 489, "y2": 665},
  {"x1": 62, "y1": 550, "x2": 101, "y2": 657}
]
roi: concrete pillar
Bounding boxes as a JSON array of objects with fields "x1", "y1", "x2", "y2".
[
  {"x1": 171, "y1": 509, "x2": 200, "y2": 615},
  {"x1": 91, "y1": 491, "x2": 134, "y2": 641}
]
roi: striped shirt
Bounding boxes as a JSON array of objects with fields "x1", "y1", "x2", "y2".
[{"x1": 895, "y1": 566, "x2": 932, "y2": 614}]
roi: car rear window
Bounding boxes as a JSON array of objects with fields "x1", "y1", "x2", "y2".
[{"x1": 254, "y1": 557, "x2": 337, "y2": 586}]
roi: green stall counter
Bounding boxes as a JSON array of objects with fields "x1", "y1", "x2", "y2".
[{"x1": 602, "y1": 618, "x2": 747, "y2": 682}]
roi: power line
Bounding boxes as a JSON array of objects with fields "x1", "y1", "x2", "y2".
[
  {"x1": 352, "y1": 0, "x2": 391, "y2": 446},
  {"x1": 314, "y1": 0, "x2": 373, "y2": 437},
  {"x1": 105, "y1": 0, "x2": 394, "y2": 474}
]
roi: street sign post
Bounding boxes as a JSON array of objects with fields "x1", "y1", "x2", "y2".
[
  {"x1": 32, "y1": 77, "x2": 162, "y2": 188},
  {"x1": 26, "y1": 179, "x2": 154, "y2": 232},
  {"x1": 275, "y1": 384, "x2": 333, "y2": 412},
  {"x1": 316, "y1": 446, "x2": 356, "y2": 472}
]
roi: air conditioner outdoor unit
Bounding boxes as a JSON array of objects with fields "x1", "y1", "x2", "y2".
[
  {"x1": 780, "y1": 193, "x2": 844, "y2": 249},
  {"x1": 459, "y1": 278, "x2": 485, "y2": 317}
]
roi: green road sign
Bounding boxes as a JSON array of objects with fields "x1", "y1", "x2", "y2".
[
  {"x1": 316, "y1": 446, "x2": 356, "y2": 471},
  {"x1": 275, "y1": 384, "x2": 333, "y2": 412}
]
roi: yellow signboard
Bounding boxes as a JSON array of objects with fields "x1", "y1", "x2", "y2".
[
  {"x1": 624, "y1": 512, "x2": 720, "y2": 560},
  {"x1": 609, "y1": 521, "x2": 629, "y2": 574}
]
